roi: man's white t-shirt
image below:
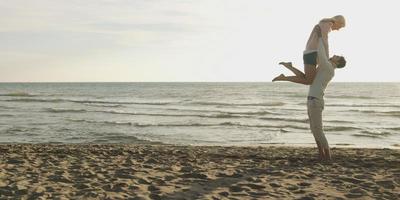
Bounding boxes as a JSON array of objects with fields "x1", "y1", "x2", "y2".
[{"x1": 308, "y1": 38, "x2": 335, "y2": 99}]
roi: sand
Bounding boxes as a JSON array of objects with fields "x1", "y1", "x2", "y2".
[{"x1": 0, "y1": 144, "x2": 399, "y2": 200}]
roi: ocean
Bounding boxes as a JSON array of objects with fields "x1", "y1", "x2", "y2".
[{"x1": 0, "y1": 82, "x2": 399, "y2": 148}]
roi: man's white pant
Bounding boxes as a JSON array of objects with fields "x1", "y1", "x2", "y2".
[{"x1": 307, "y1": 97, "x2": 329, "y2": 149}]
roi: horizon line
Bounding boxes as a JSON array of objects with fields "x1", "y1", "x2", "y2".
[{"x1": 0, "y1": 81, "x2": 399, "y2": 83}]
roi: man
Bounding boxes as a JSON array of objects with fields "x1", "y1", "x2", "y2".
[{"x1": 274, "y1": 26, "x2": 347, "y2": 161}]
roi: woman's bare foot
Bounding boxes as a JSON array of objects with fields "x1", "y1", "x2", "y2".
[
  {"x1": 272, "y1": 74, "x2": 286, "y2": 82},
  {"x1": 279, "y1": 62, "x2": 293, "y2": 69}
]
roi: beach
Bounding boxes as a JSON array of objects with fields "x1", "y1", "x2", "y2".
[{"x1": 1, "y1": 144, "x2": 399, "y2": 199}]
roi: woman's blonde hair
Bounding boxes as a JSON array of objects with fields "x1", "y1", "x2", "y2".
[{"x1": 320, "y1": 15, "x2": 346, "y2": 27}]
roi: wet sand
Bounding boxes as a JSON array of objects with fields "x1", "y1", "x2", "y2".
[{"x1": 0, "y1": 144, "x2": 399, "y2": 199}]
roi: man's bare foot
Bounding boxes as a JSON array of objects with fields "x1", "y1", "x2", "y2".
[
  {"x1": 279, "y1": 62, "x2": 293, "y2": 69},
  {"x1": 322, "y1": 156, "x2": 332, "y2": 163},
  {"x1": 324, "y1": 149, "x2": 332, "y2": 161},
  {"x1": 272, "y1": 74, "x2": 285, "y2": 82}
]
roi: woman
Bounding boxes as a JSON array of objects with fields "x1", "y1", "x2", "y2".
[{"x1": 272, "y1": 15, "x2": 346, "y2": 84}]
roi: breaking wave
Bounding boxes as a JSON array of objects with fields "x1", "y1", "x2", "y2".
[
  {"x1": 0, "y1": 92, "x2": 37, "y2": 97},
  {"x1": 190, "y1": 101, "x2": 285, "y2": 107},
  {"x1": 67, "y1": 119, "x2": 309, "y2": 130},
  {"x1": 45, "y1": 108, "x2": 88, "y2": 113}
]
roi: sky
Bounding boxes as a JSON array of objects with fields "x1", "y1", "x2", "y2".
[{"x1": 0, "y1": 0, "x2": 399, "y2": 82}]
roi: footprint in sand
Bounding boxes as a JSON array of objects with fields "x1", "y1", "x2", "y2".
[
  {"x1": 297, "y1": 182, "x2": 312, "y2": 187},
  {"x1": 375, "y1": 180, "x2": 396, "y2": 189},
  {"x1": 229, "y1": 185, "x2": 244, "y2": 193},
  {"x1": 269, "y1": 182, "x2": 282, "y2": 188},
  {"x1": 239, "y1": 183, "x2": 265, "y2": 190},
  {"x1": 163, "y1": 175, "x2": 176, "y2": 182},
  {"x1": 287, "y1": 184, "x2": 299, "y2": 191},
  {"x1": 218, "y1": 191, "x2": 229, "y2": 197}
]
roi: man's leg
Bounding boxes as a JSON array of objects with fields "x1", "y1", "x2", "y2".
[
  {"x1": 316, "y1": 141, "x2": 325, "y2": 161},
  {"x1": 324, "y1": 147, "x2": 332, "y2": 161},
  {"x1": 307, "y1": 98, "x2": 329, "y2": 161}
]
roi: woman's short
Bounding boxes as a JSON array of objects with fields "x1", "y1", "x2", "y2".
[{"x1": 303, "y1": 51, "x2": 318, "y2": 65}]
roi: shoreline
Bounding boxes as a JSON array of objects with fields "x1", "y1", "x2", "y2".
[
  {"x1": 1, "y1": 144, "x2": 399, "y2": 199},
  {"x1": 1, "y1": 142, "x2": 399, "y2": 149}
]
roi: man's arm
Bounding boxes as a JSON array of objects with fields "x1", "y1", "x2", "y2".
[
  {"x1": 316, "y1": 28, "x2": 330, "y2": 67},
  {"x1": 318, "y1": 21, "x2": 331, "y2": 58}
]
